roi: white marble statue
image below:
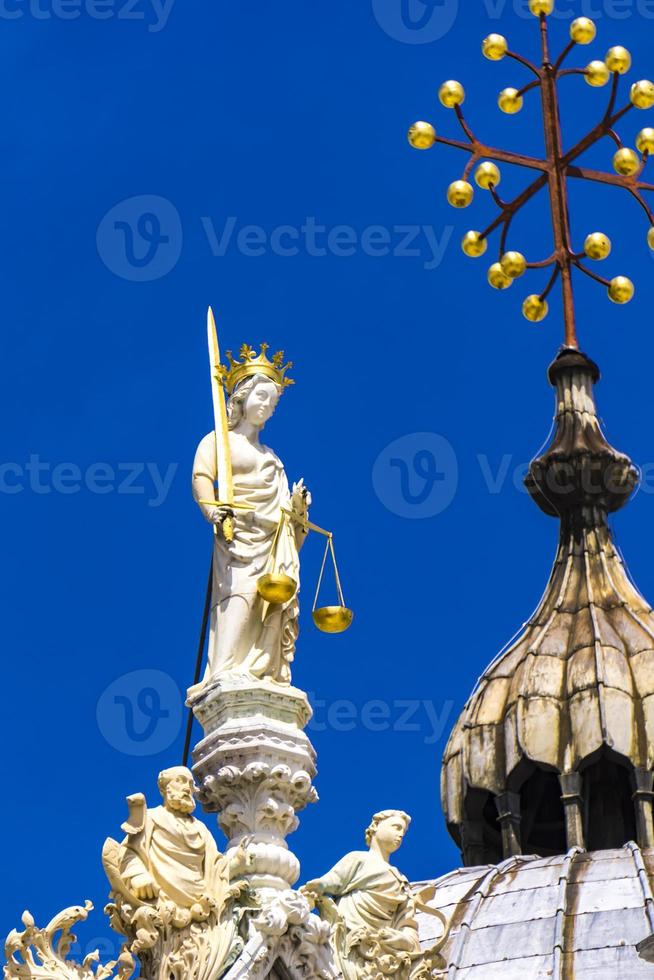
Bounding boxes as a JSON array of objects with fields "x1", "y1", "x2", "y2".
[
  {"x1": 109, "y1": 766, "x2": 231, "y2": 914},
  {"x1": 192, "y1": 350, "x2": 310, "y2": 687},
  {"x1": 102, "y1": 767, "x2": 246, "y2": 980},
  {"x1": 301, "y1": 811, "x2": 440, "y2": 979}
]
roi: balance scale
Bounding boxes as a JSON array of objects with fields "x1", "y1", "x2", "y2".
[{"x1": 199, "y1": 500, "x2": 353, "y2": 634}]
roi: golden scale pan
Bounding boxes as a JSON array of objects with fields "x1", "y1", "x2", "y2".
[
  {"x1": 201, "y1": 502, "x2": 353, "y2": 634},
  {"x1": 257, "y1": 510, "x2": 353, "y2": 634}
]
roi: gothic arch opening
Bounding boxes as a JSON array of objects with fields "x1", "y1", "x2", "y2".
[
  {"x1": 519, "y1": 768, "x2": 566, "y2": 857},
  {"x1": 582, "y1": 750, "x2": 637, "y2": 851},
  {"x1": 456, "y1": 787, "x2": 503, "y2": 866}
]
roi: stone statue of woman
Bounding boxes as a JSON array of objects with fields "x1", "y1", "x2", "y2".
[
  {"x1": 301, "y1": 810, "x2": 436, "y2": 979},
  {"x1": 192, "y1": 343, "x2": 310, "y2": 688}
]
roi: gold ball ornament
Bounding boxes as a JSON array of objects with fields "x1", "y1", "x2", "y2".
[
  {"x1": 631, "y1": 80, "x2": 654, "y2": 109},
  {"x1": 608, "y1": 276, "x2": 635, "y2": 304},
  {"x1": 606, "y1": 46, "x2": 632, "y2": 75},
  {"x1": 529, "y1": 0, "x2": 554, "y2": 14},
  {"x1": 439, "y1": 80, "x2": 465, "y2": 109},
  {"x1": 648, "y1": 226, "x2": 654, "y2": 250},
  {"x1": 475, "y1": 162, "x2": 501, "y2": 190},
  {"x1": 613, "y1": 147, "x2": 640, "y2": 176},
  {"x1": 637, "y1": 128, "x2": 654, "y2": 154},
  {"x1": 488, "y1": 263, "x2": 513, "y2": 290},
  {"x1": 482, "y1": 34, "x2": 508, "y2": 61},
  {"x1": 498, "y1": 88, "x2": 523, "y2": 114},
  {"x1": 584, "y1": 232, "x2": 612, "y2": 260},
  {"x1": 585, "y1": 61, "x2": 610, "y2": 88},
  {"x1": 447, "y1": 180, "x2": 474, "y2": 208},
  {"x1": 500, "y1": 251, "x2": 527, "y2": 279},
  {"x1": 461, "y1": 231, "x2": 488, "y2": 258},
  {"x1": 570, "y1": 17, "x2": 596, "y2": 44},
  {"x1": 408, "y1": 121, "x2": 437, "y2": 150},
  {"x1": 522, "y1": 295, "x2": 549, "y2": 322}
]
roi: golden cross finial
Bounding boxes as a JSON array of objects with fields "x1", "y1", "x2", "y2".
[{"x1": 409, "y1": 1, "x2": 654, "y2": 350}]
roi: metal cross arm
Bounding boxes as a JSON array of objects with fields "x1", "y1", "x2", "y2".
[{"x1": 408, "y1": 2, "x2": 654, "y2": 350}]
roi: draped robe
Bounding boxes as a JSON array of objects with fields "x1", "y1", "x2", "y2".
[
  {"x1": 313, "y1": 850, "x2": 422, "y2": 979},
  {"x1": 118, "y1": 805, "x2": 238, "y2": 980},
  {"x1": 192, "y1": 430, "x2": 301, "y2": 685},
  {"x1": 121, "y1": 805, "x2": 228, "y2": 908}
]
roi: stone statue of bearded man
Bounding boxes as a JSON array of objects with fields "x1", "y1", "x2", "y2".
[
  {"x1": 102, "y1": 767, "x2": 245, "y2": 979},
  {"x1": 105, "y1": 767, "x2": 231, "y2": 919}
]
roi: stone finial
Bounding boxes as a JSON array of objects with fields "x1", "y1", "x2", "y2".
[{"x1": 525, "y1": 350, "x2": 638, "y2": 517}]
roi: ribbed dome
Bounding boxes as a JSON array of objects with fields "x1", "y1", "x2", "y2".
[
  {"x1": 442, "y1": 351, "x2": 654, "y2": 865},
  {"x1": 415, "y1": 844, "x2": 654, "y2": 978}
]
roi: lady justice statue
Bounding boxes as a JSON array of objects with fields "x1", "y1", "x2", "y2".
[{"x1": 191, "y1": 310, "x2": 310, "y2": 687}]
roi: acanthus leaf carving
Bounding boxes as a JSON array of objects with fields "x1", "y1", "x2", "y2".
[{"x1": 4, "y1": 903, "x2": 134, "y2": 980}]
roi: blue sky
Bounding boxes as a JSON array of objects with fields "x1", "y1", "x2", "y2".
[{"x1": 4, "y1": 0, "x2": 654, "y2": 955}]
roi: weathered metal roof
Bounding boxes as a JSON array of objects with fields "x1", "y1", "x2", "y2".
[
  {"x1": 415, "y1": 844, "x2": 654, "y2": 978},
  {"x1": 442, "y1": 511, "x2": 654, "y2": 806}
]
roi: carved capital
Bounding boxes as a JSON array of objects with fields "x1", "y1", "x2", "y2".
[{"x1": 191, "y1": 678, "x2": 318, "y2": 890}]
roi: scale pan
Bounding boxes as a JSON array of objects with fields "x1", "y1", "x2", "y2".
[
  {"x1": 257, "y1": 573, "x2": 298, "y2": 605},
  {"x1": 313, "y1": 606, "x2": 354, "y2": 634}
]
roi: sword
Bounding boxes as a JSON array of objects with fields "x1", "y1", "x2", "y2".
[{"x1": 207, "y1": 307, "x2": 235, "y2": 542}]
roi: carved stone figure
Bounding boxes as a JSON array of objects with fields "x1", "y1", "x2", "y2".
[
  {"x1": 192, "y1": 337, "x2": 310, "y2": 687},
  {"x1": 102, "y1": 767, "x2": 246, "y2": 980},
  {"x1": 301, "y1": 811, "x2": 444, "y2": 979},
  {"x1": 220, "y1": 890, "x2": 336, "y2": 980}
]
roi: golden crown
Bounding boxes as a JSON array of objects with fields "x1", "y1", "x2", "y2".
[{"x1": 217, "y1": 343, "x2": 294, "y2": 394}]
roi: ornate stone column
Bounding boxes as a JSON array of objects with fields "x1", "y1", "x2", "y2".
[{"x1": 189, "y1": 675, "x2": 318, "y2": 892}]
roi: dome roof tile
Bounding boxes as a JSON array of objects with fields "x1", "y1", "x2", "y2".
[{"x1": 416, "y1": 845, "x2": 654, "y2": 978}]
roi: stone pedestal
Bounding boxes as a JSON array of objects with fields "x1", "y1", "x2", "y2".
[{"x1": 189, "y1": 676, "x2": 318, "y2": 892}]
